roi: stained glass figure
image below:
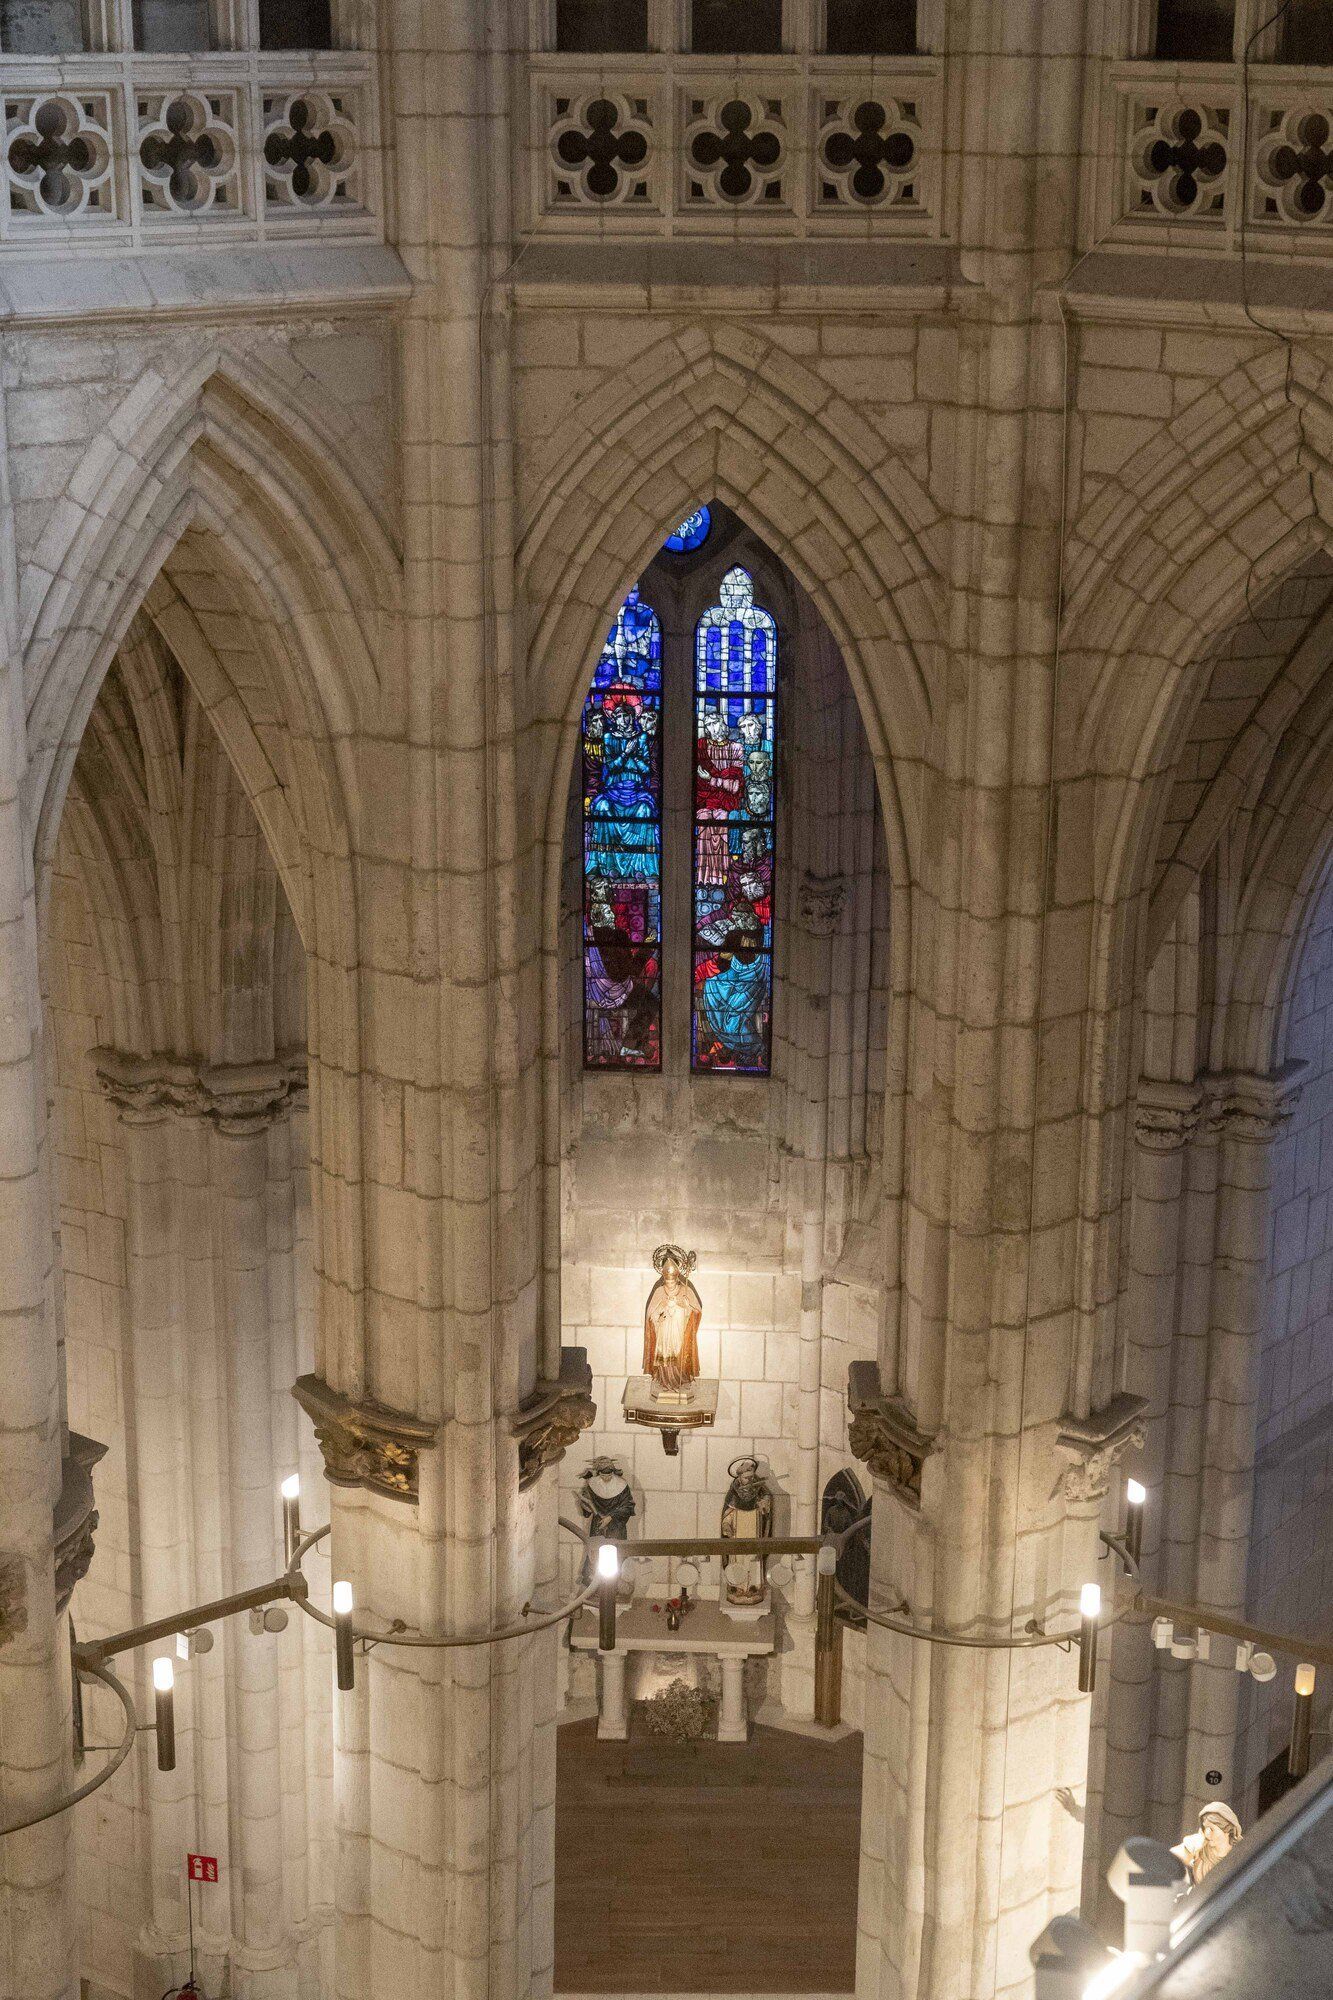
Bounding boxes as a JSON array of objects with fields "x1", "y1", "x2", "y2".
[
  {"x1": 582, "y1": 587, "x2": 664, "y2": 1070},
  {"x1": 691, "y1": 567, "x2": 776, "y2": 1074},
  {"x1": 664, "y1": 506, "x2": 712, "y2": 553}
]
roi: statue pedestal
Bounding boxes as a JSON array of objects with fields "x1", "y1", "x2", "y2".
[
  {"x1": 622, "y1": 1374, "x2": 718, "y2": 1454},
  {"x1": 720, "y1": 1590, "x2": 771, "y2": 1623},
  {"x1": 570, "y1": 1598, "x2": 775, "y2": 1742}
]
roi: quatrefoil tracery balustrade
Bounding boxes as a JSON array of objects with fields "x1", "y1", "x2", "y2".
[
  {"x1": 549, "y1": 92, "x2": 652, "y2": 207},
  {"x1": 262, "y1": 90, "x2": 357, "y2": 209},
  {"x1": 5, "y1": 92, "x2": 115, "y2": 220},
  {"x1": 1256, "y1": 106, "x2": 1333, "y2": 224},
  {"x1": 817, "y1": 96, "x2": 921, "y2": 209},
  {"x1": 137, "y1": 91, "x2": 240, "y2": 215},
  {"x1": 1131, "y1": 101, "x2": 1230, "y2": 219},
  {"x1": 685, "y1": 95, "x2": 786, "y2": 208}
]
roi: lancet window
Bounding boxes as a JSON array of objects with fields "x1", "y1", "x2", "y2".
[
  {"x1": 691, "y1": 567, "x2": 776, "y2": 1075},
  {"x1": 580, "y1": 527, "x2": 779, "y2": 1077},
  {"x1": 581, "y1": 587, "x2": 664, "y2": 1070}
]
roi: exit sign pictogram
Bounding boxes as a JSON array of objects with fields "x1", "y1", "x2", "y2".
[{"x1": 186, "y1": 1853, "x2": 219, "y2": 1883}]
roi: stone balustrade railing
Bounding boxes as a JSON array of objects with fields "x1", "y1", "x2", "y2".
[
  {"x1": 525, "y1": 55, "x2": 942, "y2": 235},
  {"x1": 1104, "y1": 61, "x2": 1333, "y2": 246},
  {"x1": 0, "y1": 50, "x2": 378, "y2": 247},
  {"x1": 12, "y1": 51, "x2": 1332, "y2": 261}
]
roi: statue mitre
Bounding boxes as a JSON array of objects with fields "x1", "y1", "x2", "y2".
[{"x1": 652, "y1": 1243, "x2": 697, "y2": 1278}]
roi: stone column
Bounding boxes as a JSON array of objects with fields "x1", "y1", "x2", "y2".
[
  {"x1": 597, "y1": 1653, "x2": 627, "y2": 1741},
  {"x1": 852, "y1": 2, "x2": 1116, "y2": 1990},
  {"x1": 0, "y1": 571, "x2": 73, "y2": 1998},
  {"x1": 299, "y1": 6, "x2": 552, "y2": 1998},
  {"x1": 795, "y1": 874, "x2": 844, "y2": 1629},
  {"x1": 211, "y1": 1107, "x2": 292, "y2": 1991},
  {"x1": 1093, "y1": 1079, "x2": 1202, "y2": 1900},
  {"x1": 1093, "y1": 1064, "x2": 1302, "y2": 1894},
  {"x1": 1180, "y1": 1069, "x2": 1303, "y2": 1817},
  {"x1": 95, "y1": 1052, "x2": 314, "y2": 1997},
  {"x1": 717, "y1": 1656, "x2": 748, "y2": 1743}
]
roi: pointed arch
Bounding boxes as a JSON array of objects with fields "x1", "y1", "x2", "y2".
[
  {"x1": 520, "y1": 330, "x2": 939, "y2": 899},
  {"x1": 21, "y1": 350, "x2": 388, "y2": 1408},
  {"x1": 1043, "y1": 343, "x2": 1333, "y2": 1414},
  {"x1": 526, "y1": 441, "x2": 921, "y2": 1381},
  {"x1": 20, "y1": 352, "x2": 395, "y2": 966}
]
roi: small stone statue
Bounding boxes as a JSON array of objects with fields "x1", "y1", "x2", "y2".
[
  {"x1": 1171, "y1": 1802, "x2": 1242, "y2": 1887},
  {"x1": 577, "y1": 1457, "x2": 636, "y2": 1545},
  {"x1": 642, "y1": 1245, "x2": 702, "y2": 1403},
  {"x1": 721, "y1": 1456, "x2": 773, "y2": 1608}
]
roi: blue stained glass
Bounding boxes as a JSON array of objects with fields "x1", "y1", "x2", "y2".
[
  {"x1": 691, "y1": 567, "x2": 775, "y2": 1076},
  {"x1": 583, "y1": 587, "x2": 663, "y2": 1070},
  {"x1": 664, "y1": 506, "x2": 712, "y2": 553},
  {"x1": 592, "y1": 585, "x2": 662, "y2": 694}
]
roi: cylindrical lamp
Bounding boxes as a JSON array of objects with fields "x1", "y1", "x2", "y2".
[
  {"x1": 596, "y1": 1541, "x2": 619, "y2": 1652},
  {"x1": 281, "y1": 1474, "x2": 301, "y2": 1565},
  {"x1": 153, "y1": 1656, "x2": 176, "y2": 1772},
  {"x1": 1289, "y1": 1662, "x2": 1316, "y2": 1779},
  {"x1": 333, "y1": 1579, "x2": 356, "y2": 1692},
  {"x1": 1124, "y1": 1478, "x2": 1146, "y2": 1567},
  {"x1": 1078, "y1": 1583, "x2": 1101, "y2": 1694},
  {"x1": 814, "y1": 1541, "x2": 842, "y2": 1728}
]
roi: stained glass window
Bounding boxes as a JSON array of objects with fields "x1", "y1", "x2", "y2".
[
  {"x1": 691, "y1": 567, "x2": 776, "y2": 1075},
  {"x1": 664, "y1": 507, "x2": 712, "y2": 553},
  {"x1": 582, "y1": 587, "x2": 664, "y2": 1070}
]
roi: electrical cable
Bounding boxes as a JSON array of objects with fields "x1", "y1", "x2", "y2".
[
  {"x1": 0, "y1": 1660, "x2": 136, "y2": 1839},
  {"x1": 829, "y1": 1518, "x2": 1136, "y2": 1651},
  {"x1": 284, "y1": 1512, "x2": 600, "y2": 1648}
]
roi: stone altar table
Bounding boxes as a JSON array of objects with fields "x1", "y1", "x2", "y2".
[{"x1": 571, "y1": 1598, "x2": 776, "y2": 1743}]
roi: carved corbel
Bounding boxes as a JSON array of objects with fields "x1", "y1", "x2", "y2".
[
  {"x1": 292, "y1": 1375, "x2": 437, "y2": 1503},
  {"x1": 1055, "y1": 1392, "x2": 1147, "y2": 1504},
  {"x1": 93, "y1": 1049, "x2": 308, "y2": 1135},
  {"x1": 846, "y1": 1360, "x2": 934, "y2": 1510},
  {"x1": 1133, "y1": 1078, "x2": 1204, "y2": 1153},
  {"x1": 54, "y1": 1431, "x2": 107, "y2": 1615},
  {"x1": 513, "y1": 1347, "x2": 596, "y2": 1490},
  {"x1": 1203, "y1": 1061, "x2": 1308, "y2": 1146},
  {"x1": 798, "y1": 872, "x2": 847, "y2": 937}
]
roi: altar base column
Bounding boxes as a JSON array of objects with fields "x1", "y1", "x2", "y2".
[
  {"x1": 597, "y1": 1652, "x2": 628, "y2": 1741},
  {"x1": 717, "y1": 1656, "x2": 748, "y2": 1743}
]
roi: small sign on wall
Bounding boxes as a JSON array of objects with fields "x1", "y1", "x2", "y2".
[{"x1": 186, "y1": 1853, "x2": 219, "y2": 1883}]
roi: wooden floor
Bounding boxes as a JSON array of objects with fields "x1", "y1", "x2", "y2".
[{"x1": 555, "y1": 1717, "x2": 863, "y2": 1993}]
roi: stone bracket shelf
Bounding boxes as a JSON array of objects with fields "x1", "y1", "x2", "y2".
[
  {"x1": 292, "y1": 1374, "x2": 437, "y2": 1504},
  {"x1": 1055, "y1": 1392, "x2": 1148, "y2": 1503},
  {"x1": 55, "y1": 1431, "x2": 108, "y2": 1617},
  {"x1": 513, "y1": 1347, "x2": 597, "y2": 1490},
  {"x1": 846, "y1": 1360, "x2": 933, "y2": 1509}
]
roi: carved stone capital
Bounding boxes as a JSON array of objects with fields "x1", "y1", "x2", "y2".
[
  {"x1": 798, "y1": 872, "x2": 847, "y2": 937},
  {"x1": 1055, "y1": 1392, "x2": 1147, "y2": 1504},
  {"x1": 846, "y1": 1360, "x2": 934, "y2": 1509},
  {"x1": 54, "y1": 1431, "x2": 107, "y2": 1615},
  {"x1": 513, "y1": 1347, "x2": 596, "y2": 1490},
  {"x1": 1134, "y1": 1079, "x2": 1204, "y2": 1153},
  {"x1": 292, "y1": 1375, "x2": 437, "y2": 1503},
  {"x1": 1202, "y1": 1061, "x2": 1308, "y2": 1146},
  {"x1": 93, "y1": 1049, "x2": 308, "y2": 1135}
]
